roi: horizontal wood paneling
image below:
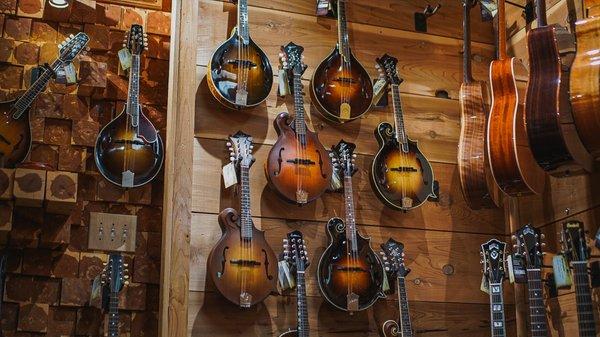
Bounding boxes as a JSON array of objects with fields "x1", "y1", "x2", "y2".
[{"x1": 192, "y1": 138, "x2": 506, "y2": 235}]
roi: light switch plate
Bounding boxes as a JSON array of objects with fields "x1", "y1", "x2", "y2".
[{"x1": 88, "y1": 212, "x2": 137, "y2": 252}]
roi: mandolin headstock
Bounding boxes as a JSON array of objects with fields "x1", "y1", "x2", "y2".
[
  {"x1": 560, "y1": 221, "x2": 590, "y2": 263},
  {"x1": 375, "y1": 54, "x2": 402, "y2": 86},
  {"x1": 381, "y1": 238, "x2": 409, "y2": 278},
  {"x1": 227, "y1": 131, "x2": 255, "y2": 170},
  {"x1": 280, "y1": 42, "x2": 307, "y2": 76},
  {"x1": 330, "y1": 140, "x2": 357, "y2": 177},
  {"x1": 283, "y1": 230, "x2": 309, "y2": 272},
  {"x1": 124, "y1": 24, "x2": 148, "y2": 56}
]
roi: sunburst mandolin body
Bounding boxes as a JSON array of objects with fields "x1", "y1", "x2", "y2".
[{"x1": 0, "y1": 102, "x2": 31, "y2": 168}]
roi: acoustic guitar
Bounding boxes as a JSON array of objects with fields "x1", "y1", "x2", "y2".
[
  {"x1": 525, "y1": 0, "x2": 593, "y2": 176},
  {"x1": 265, "y1": 42, "x2": 332, "y2": 205},
  {"x1": 480, "y1": 239, "x2": 508, "y2": 337},
  {"x1": 207, "y1": 0, "x2": 273, "y2": 109},
  {"x1": 458, "y1": 0, "x2": 495, "y2": 210},
  {"x1": 310, "y1": 0, "x2": 373, "y2": 123},
  {"x1": 0, "y1": 32, "x2": 89, "y2": 168},
  {"x1": 570, "y1": 0, "x2": 600, "y2": 160},
  {"x1": 207, "y1": 131, "x2": 278, "y2": 308},
  {"x1": 487, "y1": 0, "x2": 545, "y2": 196},
  {"x1": 95, "y1": 25, "x2": 164, "y2": 188},
  {"x1": 370, "y1": 54, "x2": 436, "y2": 212},
  {"x1": 279, "y1": 230, "x2": 310, "y2": 337},
  {"x1": 317, "y1": 140, "x2": 384, "y2": 312}
]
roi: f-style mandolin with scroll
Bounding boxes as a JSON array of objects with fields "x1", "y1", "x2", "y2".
[
  {"x1": 265, "y1": 42, "x2": 332, "y2": 205},
  {"x1": 94, "y1": 25, "x2": 164, "y2": 188},
  {"x1": 0, "y1": 33, "x2": 89, "y2": 168}
]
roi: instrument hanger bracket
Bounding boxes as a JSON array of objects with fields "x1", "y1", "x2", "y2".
[{"x1": 415, "y1": 4, "x2": 442, "y2": 32}]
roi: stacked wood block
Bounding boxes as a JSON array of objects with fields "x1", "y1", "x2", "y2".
[{"x1": 0, "y1": 1, "x2": 170, "y2": 336}]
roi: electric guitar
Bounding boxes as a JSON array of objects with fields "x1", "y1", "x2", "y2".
[
  {"x1": 280, "y1": 230, "x2": 310, "y2": 337},
  {"x1": 101, "y1": 253, "x2": 129, "y2": 337},
  {"x1": 560, "y1": 221, "x2": 597, "y2": 337},
  {"x1": 0, "y1": 32, "x2": 89, "y2": 168},
  {"x1": 207, "y1": 0, "x2": 273, "y2": 109},
  {"x1": 95, "y1": 25, "x2": 164, "y2": 188},
  {"x1": 480, "y1": 239, "x2": 508, "y2": 337},
  {"x1": 380, "y1": 238, "x2": 413, "y2": 337},
  {"x1": 317, "y1": 140, "x2": 384, "y2": 312}
]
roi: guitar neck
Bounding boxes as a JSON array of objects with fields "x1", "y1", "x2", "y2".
[
  {"x1": 240, "y1": 165, "x2": 253, "y2": 239},
  {"x1": 108, "y1": 291, "x2": 120, "y2": 337},
  {"x1": 526, "y1": 269, "x2": 548, "y2": 337},
  {"x1": 390, "y1": 84, "x2": 408, "y2": 147},
  {"x1": 296, "y1": 265, "x2": 309, "y2": 337},
  {"x1": 292, "y1": 73, "x2": 306, "y2": 137},
  {"x1": 397, "y1": 276, "x2": 413, "y2": 337},
  {"x1": 462, "y1": 1, "x2": 473, "y2": 83},
  {"x1": 13, "y1": 59, "x2": 61, "y2": 119},
  {"x1": 337, "y1": 0, "x2": 351, "y2": 60},
  {"x1": 127, "y1": 55, "x2": 141, "y2": 128},
  {"x1": 572, "y1": 262, "x2": 597, "y2": 337},
  {"x1": 535, "y1": 0, "x2": 548, "y2": 27},
  {"x1": 497, "y1": 0, "x2": 507, "y2": 59},
  {"x1": 238, "y1": 0, "x2": 250, "y2": 43},
  {"x1": 488, "y1": 283, "x2": 507, "y2": 337},
  {"x1": 343, "y1": 174, "x2": 358, "y2": 253}
]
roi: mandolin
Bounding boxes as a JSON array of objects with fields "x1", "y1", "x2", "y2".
[
  {"x1": 310, "y1": 0, "x2": 373, "y2": 123},
  {"x1": 380, "y1": 238, "x2": 413, "y2": 337},
  {"x1": 458, "y1": 0, "x2": 495, "y2": 210},
  {"x1": 570, "y1": 0, "x2": 600, "y2": 159},
  {"x1": 525, "y1": 0, "x2": 592, "y2": 175},
  {"x1": 513, "y1": 224, "x2": 549, "y2": 337},
  {"x1": 370, "y1": 54, "x2": 436, "y2": 212},
  {"x1": 0, "y1": 32, "x2": 89, "y2": 168},
  {"x1": 480, "y1": 239, "x2": 508, "y2": 337},
  {"x1": 317, "y1": 140, "x2": 384, "y2": 312},
  {"x1": 279, "y1": 230, "x2": 310, "y2": 337},
  {"x1": 100, "y1": 253, "x2": 129, "y2": 337},
  {"x1": 207, "y1": 131, "x2": 278, "y2": 308},
  {"x1": 207, "y1": 0, "x2": 273, "y2": 109},
  {"x1": 560, "y1": 221, "x2": 597, "y2": 337},
  {"x1": 487, "y1": 0, "x2": 545, "y2": 196},
  {"x1": 95, "y1": 25, "x2": 164, "y2": 188},
  {"x1": 265, "y1": 42, "x2": 332, "y2": 205}
]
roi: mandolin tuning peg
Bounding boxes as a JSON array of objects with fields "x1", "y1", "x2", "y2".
[
  {"x1": 385, "y1": 267, "x2": 390, "y2": 272},
  {"x1": 511, "y1": 235, "x2": 517, "y2": 242},
  {"x1": 230, "y1": 156, "x2": 235, "y2": 162},
  {"x1": 226, "y1": 142, "x2": 232, "y2": 147}
]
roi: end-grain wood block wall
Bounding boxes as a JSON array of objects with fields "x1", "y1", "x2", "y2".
[
  {"x1": 190, "y1": 1, "x2": 515, "y2": 336},
  {"x1": 0, "y1": 0, "x2": 171, "y2": 336}
]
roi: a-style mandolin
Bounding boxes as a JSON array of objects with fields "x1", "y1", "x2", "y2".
[
  {"x1": 310, "y1": 0, "x2": 373, "y2": 123},
  {"x1": 317, "y1": 140, "x2": 384, "y2": 312},
  {"x1": 379, "y1": 238, "x2": 413, "y2": 337},
  {"x1": 570, "y1": 0, "x2": 600, "y2": 160},
  {"x1": 207, "y1": 131, "x2": 278, "y2": 308},
  {"x1": 458, "y1": 0, "x2": 495, "y2": 210},
  {"x1": 370, "y1": 54, "x2": 436, "y2": 212},
  {"x1": 95, "y1": 25, "x2": 164, "y2": 188},
  {"x1": 487, "y1": 0, "x2": 545, "y2": 196},
  {"x1": 480, "y1": 239, "x2": 508, "y2": 337},
  {"x1": 525, "y1": 0, "x2": 593, "y2": 175},
  {"x1": 100, "y1": 253, "x2": 129, "y2": 337},
  {"x1": 207, "y1": 0, "x2": 273, "y2": 109},
  {"x1": 279, "y1": 230, "x2": 310, "y2": 337},
  {"x1": 0, "y1": 32, "x2": 89, "y2": 168},
  {"x1": 265, "y1": 42, "x2": 332, "y2": 205}
]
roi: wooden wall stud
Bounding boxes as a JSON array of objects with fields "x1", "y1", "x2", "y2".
[
  {"x1": 45, "y1": 171, "x2": 78, "y2": 215},
  {"x1": 0, "y1": 168, "x2": 14, "y2": 200},
  {"x1": 13, "y1": 168, "x2": 47, "y2": 207}
]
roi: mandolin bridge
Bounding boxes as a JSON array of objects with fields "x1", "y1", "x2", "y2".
[
  {"x1": 334, "y1": 77, "x2": 357, "y2": 85},
  {"x1": 286, "y1": 158, "x2": 316, "y2": 166},
  {"x1": 335, "y1": 265, "x2": 368, "y2": 273},
  {"x1": 390, "y1": 166, "x2": 418, "y2": 173},
  {"x1": 114, "y1": 139, "x2": 147, "y2": 146},
  {"x1": 229, "y1": 259, "x2": 261, "y2": 267},
  {"x1": 226, "y1": 60, "x2": 258, "y2": 69}
]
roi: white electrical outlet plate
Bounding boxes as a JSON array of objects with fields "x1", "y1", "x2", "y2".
[{"x1": 88, "y1": 212, "x2": 137, "y2": 252}]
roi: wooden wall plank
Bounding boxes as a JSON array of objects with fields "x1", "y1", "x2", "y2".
[
  {"x1": 188, "y1": 291, "x2": 516, "y2": 337},
  {"x1": 191, "y1": 138, "x2": 506, "y2": 235},
  {"x1": 197, "y1": 0, "x2": 495, "y2": 100}
]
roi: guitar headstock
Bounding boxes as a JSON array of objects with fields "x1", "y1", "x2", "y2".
[
  {"x1": 283, "y1": 230, "x2": 309, "y2": 272},
  {"x1": 375, "y1": 54, "x2": 402, "y2": 85},
  {"x1": 57, "y1": 32, "x2": 90, "y2": 64},
  {"x1": 560, "y1": 221, "x2": 590, "y2": 263},
  {"x1": 513, "y1": 224, "x2": 545, "y2": 269},
  {"x1": 279, "y1": 42, "x2": 307, "y2": 76},
  {"x1": 380, "y1": 238, "x2": 409, "y2": 277},
  {"x1": 101, "y1": 253, "x2": 129, "y2": 293},
  {"x1": 480, "y1": 239, "x2": 507, "y2": 284},
  {"x1": 330, "y1": 140, "x2": 357, "y2": 177},
  {"x1": 124, "y1": 24, "x2": 148, "y2": 55},
  {"x1": 227, "y1": 131, "x2": 255, "y2": 169}
]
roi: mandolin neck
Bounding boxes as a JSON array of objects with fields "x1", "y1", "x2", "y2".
[
  {"x1": 390, "y1": 84, "x2": 408, "y2": 149},
  {"x1": 240, "y1": 165, "x2": 253, "y2": 240},
  {"x1": 292, "y1": 73, "x2": 306, "y2": 137},
  {"x1": 238, "y1": 0, "x2": 250, "y2": 43},
  {"x1": 397, "y1": 276, "x2": 413, "y2": 337},
  {"x1": 462, "y1": 0, "x2": 473, "y2": 83},
  {"x1": 337, "y1": 0, "x2": 351, "y2": 61},
  {"x1": 572, "y1": 262, "x2": 597, "y2": 337},
  {"x1": 108, "y1": 291, "x2": 120, "y2": 337},
  {"x1": 535, "y1": 0, "x2": 548, "y2": 27},
  {"x1": 127, "y1": 54, "x2": 141, "y2": 128},
  {"x1": 488, "y1": 283, "x2": 507, "y2": 337},
  {"x1": 526, "y1": 269, "x2": 548, "y2": 337},
  {"x1": 295, "y1": 262, "x2": 309, "y2": 337},
  {"x1": 13, "y1": 59, "x2": 61, "y2": 119},
  {"x1": 343, "y1": 174, "x2": 358, "y2": 253}
]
